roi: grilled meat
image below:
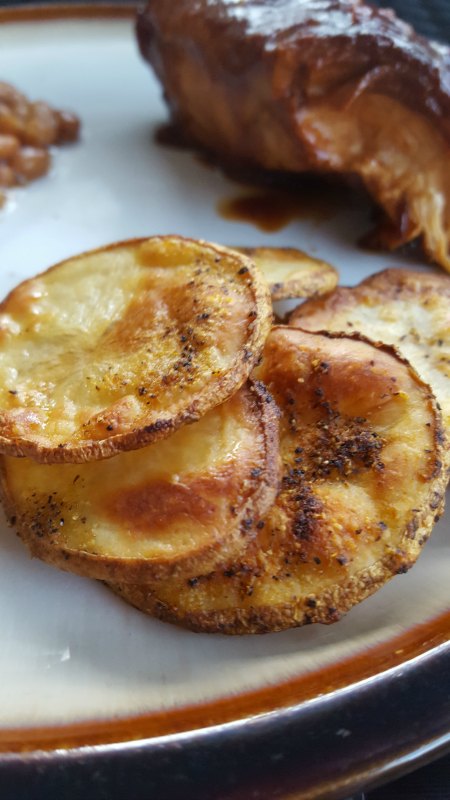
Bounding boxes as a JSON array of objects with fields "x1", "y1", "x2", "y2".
[{"x1": 137, "y1": 0, "x2": 450, "y2": 271}]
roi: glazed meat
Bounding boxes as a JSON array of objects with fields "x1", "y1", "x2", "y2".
[{"x1": 137, "y1": 0, "x2": 450, "y2": 271}]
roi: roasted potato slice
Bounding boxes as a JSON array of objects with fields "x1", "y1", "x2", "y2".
[
  {"x1": 110, "y1": 328, "x2": 446, "y2": 633},
  {"x1": 235, "y1": 247, "x2": 338, "y2": 301},
  {"x1": 0, "y1": 236, "x2": 271, "y2": 463},
  {"x1": 1, "y1": 382, "x2": 280, "y2": 582},
  {"x1": 289, "y1": 268, "x2": 450, "y2": 434}
]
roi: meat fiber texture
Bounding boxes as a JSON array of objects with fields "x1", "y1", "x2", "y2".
[{"x1": 137, "y1": 0, "x2": 450, "y2": 271}]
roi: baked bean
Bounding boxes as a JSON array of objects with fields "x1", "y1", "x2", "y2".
[
  {"x1": 0, "y1": 134, "x2": 19, "y2": 160},
  {"x1": 24, "y1": 101, "x2": 58, "y2": 147},
  {"x1": 0, "y1": 163, "x2": 17, "y2": 187},
  {"x1": 0, "y1": 81, "x2": 25, "y2": 108},
  {"x1": 0, "y1": 102, "x2": 25, "y2": 137},
  {"x1": 12, "y1": 147, "x2": 50, "y2": 183},
  {"x1": 56, "y1": 110, "x2": 80, "y2": 143},
  {"x1": 0, "y1": 81, "x2": 80, "y2": 205}
]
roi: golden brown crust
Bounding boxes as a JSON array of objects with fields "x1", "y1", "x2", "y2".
[
  {"x1": 110, "y1": 327, "x2": 447, "y2": 633},
  {"x1": 0, "y1": 381, "x2": 280, "y2": 582},
  {"x1": 0, "y1": 235, "x2": 272, "y2": 463},
  {"x1": 289, "y1": 267, "x2": 450, "y2": 437},
  {"x1": 233, "y1": 247, "x2": 338, "y2": 301}
]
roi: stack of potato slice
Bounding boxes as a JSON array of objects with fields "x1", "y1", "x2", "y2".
[
  {"x1": 0, "y1": 236, "x2": 447, "y2": 634},
  {"x1": 289, "y1": 268, "x2": 450, "y2": 438}
]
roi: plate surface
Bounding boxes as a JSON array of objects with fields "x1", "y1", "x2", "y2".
[{"x1": 0, "y1": 8, "x2": 449, "y2": 800}]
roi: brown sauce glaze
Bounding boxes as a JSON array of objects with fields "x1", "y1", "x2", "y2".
[
  {"x1": 217, "y1": 183, "x2": 361, "y2": 232},
  {"x1": 218, "y1": 191, "x2": 302, "y2": 233},
  {"x1": 153, "y1": 124, "x2": 371, "y2": 233}
]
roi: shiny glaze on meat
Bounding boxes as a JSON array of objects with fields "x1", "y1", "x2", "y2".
[{"x1": 137, "y1": 0, "x2": 450, "y2": 270}]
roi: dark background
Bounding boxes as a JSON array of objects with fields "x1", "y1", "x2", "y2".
[{"x1": 0, "y1": 1, "x2": 449, "y2": 799}]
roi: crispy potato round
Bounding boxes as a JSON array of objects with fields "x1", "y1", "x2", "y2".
[
  {"x1": 0, "y1": 236, "x2": 272, "y2": 463},
  {"x1": 234, "y1": 247, "x2": 338, "y2": 301},
  {"x1": 289, "y1": 268, "x2": 450, "y2": 434},
  {"x1": 1, "y1": 381, "x2": 280, "y2": 583},
  {"x1": 110, "y1": 328, "x2": 447, "y2": 633}
]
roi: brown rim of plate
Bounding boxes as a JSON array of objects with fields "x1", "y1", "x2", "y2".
[
  {"x1": 0, "y1": 4, "x2": 136, "y2": 24},
  {"x1": 0, "y1": 607, "x2": 449, "y2": 753}
]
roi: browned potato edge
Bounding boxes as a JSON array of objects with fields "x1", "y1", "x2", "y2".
[{"x1": 0, "y1": 380, "x2": 281, "y2": 583}]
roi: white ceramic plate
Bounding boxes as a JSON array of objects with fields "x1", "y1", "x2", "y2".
[{"x1": 0, "y1": 8, "x2": 449, "y2": 800}]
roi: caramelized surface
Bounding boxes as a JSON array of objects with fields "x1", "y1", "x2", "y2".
[
  {"x1": 234, "y1": 247, "x2": 338, "y2": 301},
  {"x1": 0, "y1": 236, "x2": 271, "y2": 462},
  {"x1": 1, "y1": 382, "x2": 280, "y2": 582},
  {"x1": 112, "y1": 328, "x2": 446, "y2": 633},
  {"x1": 290, "y1": 268, "x2": 450, "y2": 435}
]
